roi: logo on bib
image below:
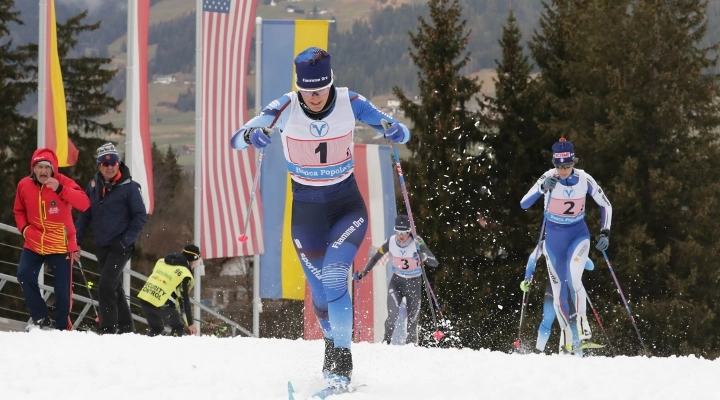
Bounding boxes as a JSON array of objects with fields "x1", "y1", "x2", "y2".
[
  {"x1": 309, "y1": 121, "x2": 329, "y2": 137},
  {"x1": 563, "y1": 188, "x2": 575, "y2": 198}
]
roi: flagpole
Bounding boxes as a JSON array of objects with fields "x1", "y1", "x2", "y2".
[
  {"x1": 252, "y1": 16, "x2": 263, "y2": 339},
  {"x1": 123, "y1": 0, "x2": 137, "y2": 308},
  {"x1": 193, "y1": 0, "x2": 204, "y2": 336},
  {"x1": 38, "y1": 0, "x2": 47, "y2": 149},
  {"x1": 37, "y1": 0, "x2": 48, "y2": 295}
]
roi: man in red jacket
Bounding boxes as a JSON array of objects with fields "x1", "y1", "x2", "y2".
[{"x1": 14, "y1": 148, "x2": 90, "y2": 330}]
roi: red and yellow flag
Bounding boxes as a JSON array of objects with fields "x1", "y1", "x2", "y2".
[{"x1": 42, "y1": 0, "x2": 77, "y2": 167}]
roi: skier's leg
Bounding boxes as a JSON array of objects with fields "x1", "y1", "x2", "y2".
[
  {"x1": 568, "y1": 235, "x2": 591, "y2": 340},
  {"x1": 383, "y1": 277, "x2": 401, "y2": 344},
  {"x1": 404, "y1": 276, "x2": 423, "y2": 345},
  {"x1": 536, "y1": 280, "x2": 555, "y2": 352}
]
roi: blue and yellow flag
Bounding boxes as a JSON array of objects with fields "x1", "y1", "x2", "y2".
[{"x1": 258, "y1": 20, "x2": 330, "y2": 300}]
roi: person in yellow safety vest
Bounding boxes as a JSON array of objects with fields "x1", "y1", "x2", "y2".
[{"x1": 138, "y1": 244, "x2": 200, "y2": 336}]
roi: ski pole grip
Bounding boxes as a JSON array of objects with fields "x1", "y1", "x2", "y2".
[{"x1": 380, "y1": 119, "x2": 391, "y2": 131}]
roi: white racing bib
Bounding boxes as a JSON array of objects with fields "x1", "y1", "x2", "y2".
[
  {"x1": 388, "y1": 235, "x2": 421, "y2": 278},
  {"x1": 281, "y1": 88, "x2": 356, "y2": 186},
  {"x1": 545, "y1": 174, "x2": 588, "y2": 225}
]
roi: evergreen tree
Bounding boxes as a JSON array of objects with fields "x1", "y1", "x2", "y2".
[
  {"x1": 0, "y1": 0, "x2": 36, "y2": 315},
  {"x1": 1, "y1": 10, "x2": 123, "y2": 303},
  {"x1": 588, "y1": 0, "x2": 720, "y2": 358},
  {"x1": 137, "y1": 144, "x2": 190, "y2": 262},
  {"x1": 55, "y1": 10, "x2": 122, "y2": 184},
  {"x1": 529, "y1": 0, "x2": 720, "y2": 356},
  {"x1": 483, "y1": 9, "x2": 545, "y2": 265},
  {"x1": 0, "y1": 0, "x2": 34, "y2": 206},
  {"x1": 393, "y1": 0, "x2": 493, "y2": 347},
  {"x1": 10, "y1": 10, "x2": 121, "y2": 189},
  {"x1": 474, "y1": 9, "x2": 555, "y2": 347}
]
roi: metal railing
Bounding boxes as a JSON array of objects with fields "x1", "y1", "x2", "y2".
[
  {"x1": 0, "y1": 271, "x2": 149, "y2": 330},
  {"x1": 0, "y1": 222, "x2": 252, "y2": 337}
]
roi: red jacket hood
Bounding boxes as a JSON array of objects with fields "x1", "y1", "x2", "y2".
[{"x1": 30, "y1": 148, "x2": 59, "y2": 174}]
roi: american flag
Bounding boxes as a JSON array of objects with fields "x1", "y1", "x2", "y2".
[{"x1": 200, "y1": 0, "x2": 263, "y2": 259}]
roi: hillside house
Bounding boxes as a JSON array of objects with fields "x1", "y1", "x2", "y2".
[{"x1": 154, "y1": 75, "x2": 176, "y2": 84}]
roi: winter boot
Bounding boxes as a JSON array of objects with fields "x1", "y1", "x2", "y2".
[
  {"x1": 578, "y1": 315, "x2": 592, "y2": 341},
  {"x1": 171, "y1": 325, "x2": 185, "y2": 337},
  {"x1": 117, "y1": 320, "x2": 136, "y2": 335},
  {"x1": 25, "y1": 316, "x2": 53, "y2": 332},
  {"x1": 327, "y1": 347, "x2": 352, "y2": 388},
  {"x1": 322, "y1": 337, "x2": 336, "y2": 378},
  {"x1": 97, "y1": 325, "x2": 118, "y2": 335},
  {"x1": 559, "y1": 326, "x2": 573, "y2": 354}
]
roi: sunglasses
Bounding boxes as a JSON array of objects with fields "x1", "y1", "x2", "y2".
[
  {"x1": 555, "y1": 163, "x2": 574, "y2": 170},
  {"x1": 298, "y1": 86, "x2": 331, "y2": 96},
  {"x1": 395, "y1": 229, "x2": 411, "y2": 235},
  {"x1": 101, "y1": 161, "x2": 118, "y2": 167}
]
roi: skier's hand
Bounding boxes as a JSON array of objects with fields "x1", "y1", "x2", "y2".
[
  {"x1": 543, "y1": 175, "x2": 559, "y2": 191},
  {"x1": 383, "y1": 122, "x2": 409, "y2": 144},
  {"x1": 520, "y1": 280, "x2": 531, "y2": 292},
  {"x1": 244, "y1": 127, "x2": 272, "y2": 149},
  {"x1": 595, "y1": 229, "x2": 610, "y2": 251},
  {"x1": 187, "y1": 325, "x2": 197, "y2": 335}
]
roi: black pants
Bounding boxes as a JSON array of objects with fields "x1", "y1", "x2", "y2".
[
  {"x1": 95, "y1": 243, "x2": 135, "y2": 334},
  {"x1": 139, "y1": 300, "x2": 185, "y2": 336},
  {"x1": 384, "y1": 275, "x2": 423, "y2": 345}
]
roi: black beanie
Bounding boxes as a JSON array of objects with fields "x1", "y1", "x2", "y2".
[
  {"x1": 183, "y1": 244, "x2": 201, "y2": 262},
  {"x1": 394, "y1": 215, "x2": 411, "y2": 232}
]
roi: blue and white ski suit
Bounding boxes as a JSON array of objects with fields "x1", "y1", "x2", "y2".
[
  {"x1": 231, "y1": 88, "x2": 408, "y2": 349},
  {"x1": 525, "y1": 241, "x2": 595, "y2": 352},
  {"x1": 521, "y1": 168, "x2": 611, "y2": 347}
]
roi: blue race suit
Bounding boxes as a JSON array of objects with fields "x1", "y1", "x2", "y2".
[
  {"x1": 525, "y1": 241, "x2": 595, "y2": 352},
  {"x1": 231, "y1": 87, "x2": 409, "y2": 349},
  {"x1": 521, "y1": 168, "x2": 611, "y2": 350}
]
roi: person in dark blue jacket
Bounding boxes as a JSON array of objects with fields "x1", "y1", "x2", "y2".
[{"x1": 75, "y1": 143, "x2": 147, "y2": 334}]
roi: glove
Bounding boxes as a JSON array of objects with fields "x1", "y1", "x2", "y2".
[
  {"x1": 595, "y1": 229, "x2": 610, "y2": 251},
  {"x1": 520, "y1": 280, "x2": 530, "y2": 292},
  {"x1": 384, "y1": 122, "x2": 407, "y2": 144},
  {"x1": 244, "y1": 127, "x2": 272, "y2": 149},
  {"x1": 355, "y1": 271, "x2": 365, "y2": 281},
  {"x1": 543, "y1": 175, "x2": 559, "y2": 191}
]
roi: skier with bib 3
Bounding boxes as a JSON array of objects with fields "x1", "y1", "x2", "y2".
[{"x1": 356, "y1": 215, "x2": 438, "y2": 345}]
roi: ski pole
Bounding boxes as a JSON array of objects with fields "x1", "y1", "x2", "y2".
[
  {"x1": 514, "y1": 217, "x2": 546, "y2": 351},
  {"x1": 585, "y1": 292, "x2": 616, "y2": 356},
  {"x1": 238, "y1": 128, "x2": 271, "y2": 243},
  {"x1": 74, "y1": 261, "x2": 99, "y2": 323},
  {"x1": 382, "y1": 120, "x2": 444, "y2": 341},
  {"x1": 353, "y1": 272, "x2": 362, "y2": 341},
  {"x1": 601, "y1": 250, "x2": 650, "y2": 356}
]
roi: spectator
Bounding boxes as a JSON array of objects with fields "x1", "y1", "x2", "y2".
[
  {"x1": 14, "y1": 148, "x2": 90, "y2": 330},
  {"x1": 75, "y1": 143, "x2": 148, "y2": 334},
  {"x1": 138, "y1": 244, "x2": 200, "y2": 337}
]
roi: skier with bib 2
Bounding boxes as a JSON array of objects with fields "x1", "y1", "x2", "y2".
[{"x1": 520, "y1": 138, "x2": 612, "y2": 354}]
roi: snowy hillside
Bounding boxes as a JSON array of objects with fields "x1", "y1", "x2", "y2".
[{"x1": 1, "y1": 331, "x2": 718, "y2": 399}]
